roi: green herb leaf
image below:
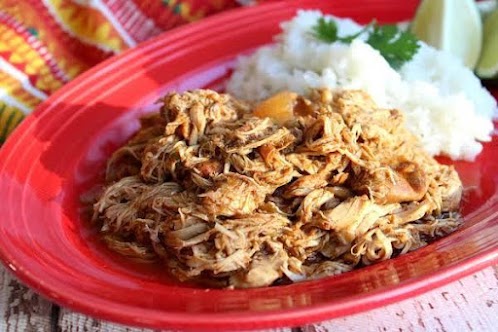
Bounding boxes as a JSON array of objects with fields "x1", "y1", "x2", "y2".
[
  {"x1": 312, "y1": 17, "x2": 372, "y2": 44},
  {"x1": 311, "y1": 17, "x2": 339, "y2": 43},
  {"x1": 366, "y1": 24, "x2": 420, "y2": 70},
  {"x1": 310, "y1": 18, "x2": 420, "y2": 70}
]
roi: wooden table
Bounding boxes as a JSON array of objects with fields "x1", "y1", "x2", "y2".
[{"x1": 1, "y1": 264, "x2": 497, "y2": 332}]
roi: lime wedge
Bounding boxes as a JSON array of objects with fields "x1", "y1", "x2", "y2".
[
  {"x1": 477, "y1": 0, "x2": 498, "y2": 20},
  {"x1": 410, "y1": 0, "x2": 483, "y2": 69},
  {"x1": 476, "y1": 8, "x2": 498, "y2": 78}
]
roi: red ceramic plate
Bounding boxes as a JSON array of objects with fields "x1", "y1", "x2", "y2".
[{"x1": 1, "y1": 0, "x2": 498, "y2": 330}]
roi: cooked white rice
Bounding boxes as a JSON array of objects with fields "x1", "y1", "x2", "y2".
[{"x1": 226, "y1": 10, "x2": 497, "y2": 160}]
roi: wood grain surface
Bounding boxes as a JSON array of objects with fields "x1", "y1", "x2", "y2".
[{"x1": 1, "y1": 264, "x2": 497, "y2": 332}]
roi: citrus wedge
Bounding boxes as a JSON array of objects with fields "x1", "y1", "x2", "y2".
[
  {"x1": 410, "y1": 0, "x2": 482, "y2": 69},
  {"x1": 476, "y1": 8, "x2": 498, "y2": 79},
  {"x1": 477, "y1": 0, "x2": 498, "y2": 20}
]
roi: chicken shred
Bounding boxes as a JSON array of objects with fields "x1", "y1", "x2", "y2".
[{"x1": 92, "y1": 88, "x2": 463, "y2": 288}]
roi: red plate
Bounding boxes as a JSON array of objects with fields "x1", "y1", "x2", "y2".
[{"x1": 1, "y1": 0, "x2": 497, "y2": 330}]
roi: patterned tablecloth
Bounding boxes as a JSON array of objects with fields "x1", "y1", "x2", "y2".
[{"x1": 0, "y1": 0, "x2": 249, "y2": 143}]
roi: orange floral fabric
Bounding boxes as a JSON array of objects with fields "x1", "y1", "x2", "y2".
[{"x1": 0, "y1": 0, "x2": 243, "y2": 143}]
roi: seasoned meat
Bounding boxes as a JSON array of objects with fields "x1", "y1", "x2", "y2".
[
  {"x1": 200, "y1": 174, "x2": 269, "y2": 217},
  {"x1": 316, "y1": 196, "x2": 399, "y2": 243},
  {"x1": 351, "y1": 161, "x2": 429, "y2": 204},
  {"x1": 93, "y1": 88, "x2": 463, "y2": 288},
  {"x1": 437, "y1": 165, "x2": 464, "y2": 212}
]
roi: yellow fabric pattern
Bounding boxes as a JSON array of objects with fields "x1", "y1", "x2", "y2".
[
  {"x1": 0, "y1": 102, "x2": 24, "y2": 143},
  {"x1": 47, "y1": 0, "x2": 126, "y2": 52},
  {"x1": 0, "y1": 0, "x2": 243, "y2": 145}
]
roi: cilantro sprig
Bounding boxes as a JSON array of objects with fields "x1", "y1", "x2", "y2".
[
  {"x1": 366, "y1": 24, "x2": 420, "y2": 70},
  {"x1": 311, "y1": 17, "x2": 372, "y2": 43},
  {"x1": 311, "y1": 18, "x2": 420, "y2": 70}
]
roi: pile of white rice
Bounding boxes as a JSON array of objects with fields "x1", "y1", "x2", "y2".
[{"x1": 226, "y1": 10, "x2": 497, "y2": 160}]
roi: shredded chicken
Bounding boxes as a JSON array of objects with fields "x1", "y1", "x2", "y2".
[{"x1": 92, "y1": 88, "x2": 463, "y2": 288}]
